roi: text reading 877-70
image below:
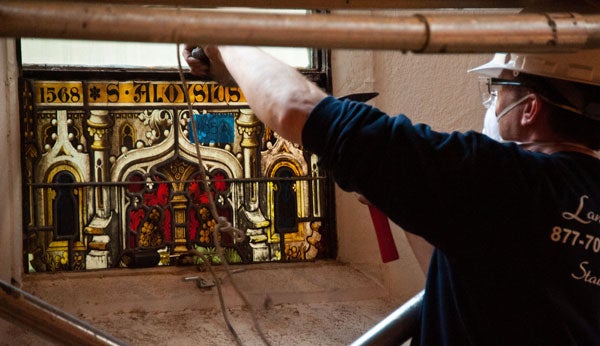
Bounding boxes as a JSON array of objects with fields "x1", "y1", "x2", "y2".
[{"x1": 550, "y1": 226, "x2": 600, "y2": 254}]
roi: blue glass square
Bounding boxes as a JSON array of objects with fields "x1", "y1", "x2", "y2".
[{"x1": 188, "y1": 112, "x2": 235, "y2": 144}]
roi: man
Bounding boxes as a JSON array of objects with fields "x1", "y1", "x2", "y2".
[{"x1": 184, "y1": 45, "x2": 600, "y2": 345}]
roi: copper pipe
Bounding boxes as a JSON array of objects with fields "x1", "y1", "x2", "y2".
[
  {"x1": 0, "y1": 1, "x2": 599, "y2": 52},
  {"x1": 28, "y1": 0, "x2": 600, "y2": 11},
  {"x1": 0, "y1": 280, "x2": 128, "y2": 346}
]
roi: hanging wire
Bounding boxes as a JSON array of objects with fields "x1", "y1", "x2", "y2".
[{"x1": 176, "y1": 43, "x2": 272, "y2": 346}]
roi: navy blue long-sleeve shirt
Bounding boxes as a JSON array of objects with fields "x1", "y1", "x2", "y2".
[{"x1": 302, "y1": 96, "x2": 600, "y2": 345}]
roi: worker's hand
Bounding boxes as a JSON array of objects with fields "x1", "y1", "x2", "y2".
[
  {"x1": 182, "y1": 44, "x2": 237, "y2": 87},
  {"x1": 182, "y1": 44, "x2": 210, "y2": 77}
]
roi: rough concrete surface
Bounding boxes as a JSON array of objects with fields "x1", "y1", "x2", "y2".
[{"x1": 1, "y1": 261, "x2": 410, "y2": 346}]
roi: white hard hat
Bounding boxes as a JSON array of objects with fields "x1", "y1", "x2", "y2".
[
  {"x1": 470, "y1": 50, "x2": 600, "y2": 121},
  {"x1": 469, "y1": 50, "x2": 600, "y2": 86}
]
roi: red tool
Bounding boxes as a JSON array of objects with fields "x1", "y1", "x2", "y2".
[{"x1": 368, "y1": 205, "x2": 399, "y2": 263}]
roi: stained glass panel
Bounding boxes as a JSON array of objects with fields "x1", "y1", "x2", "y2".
[{"x1": 21, "y1": 74, "x2": 334, "y2": 272}]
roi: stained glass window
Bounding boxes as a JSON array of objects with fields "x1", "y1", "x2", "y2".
[{"x1": 20, "y1": 64, "x2": 334, "y2": 272}]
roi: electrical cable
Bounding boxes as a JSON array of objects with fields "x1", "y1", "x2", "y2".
[{"x1": 176, "y1": 43, "x2": 272, "y2": 346}]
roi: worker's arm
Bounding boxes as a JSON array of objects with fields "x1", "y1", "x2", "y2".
[{"x1": 183, "y1": 45, "x2": 327, "y2": 145}]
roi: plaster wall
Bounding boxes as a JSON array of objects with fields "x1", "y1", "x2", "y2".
[{"x1": 329, "y1": 16, "x2": 491, "y2": 300}]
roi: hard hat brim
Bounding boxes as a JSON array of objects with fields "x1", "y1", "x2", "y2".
[
  {"x1": 468, "y1": 53, "x2": 511, "y2": 78},
  {"x1": 468, "y1": 51, "x2": 600, "y2": 86}
]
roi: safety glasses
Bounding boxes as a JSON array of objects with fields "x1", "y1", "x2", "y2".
[
  {"x1": 479, "y1": 76, "x2": 600, "y2": 120},
  {"x1": 479, "y1": 77, "x2": 524, "y2": 108}
]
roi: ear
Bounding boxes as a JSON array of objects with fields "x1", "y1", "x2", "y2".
[{"x1": 520, "y1": 94, "x2": 542, "y2": 126}]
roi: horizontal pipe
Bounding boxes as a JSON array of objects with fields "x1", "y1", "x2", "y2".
[
  {"x1": 351, "y1": 290, "x2": 424, "y2": 346},
  {"x1": 0, "y1": 279, "x2": 128, "y2": 346},
  {"x1": 1, "y1": 2, "x2": 599, "y2": 52},
  {"x1": 32, "y1": 0, "x2": 600, "y2": 11},
  {"x1": 425, "y1": 12, "x2": 591, "y2": 52}
]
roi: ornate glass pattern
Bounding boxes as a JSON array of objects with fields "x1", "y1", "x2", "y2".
[{"x1": 21, "y1": 75, "x2": 334, "y2": 272}]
